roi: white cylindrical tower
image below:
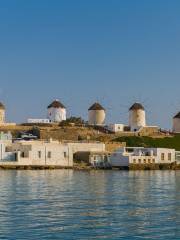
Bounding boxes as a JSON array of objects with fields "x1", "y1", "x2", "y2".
[
  {"x1": 88, "y1": 102, "x2": 106, "y2": 125},
  {"x1": 129, "y1": 103, "x2": 146, "y2": 131},
  {"x1": 173, "y1": 112, "x2": 180, "y2": 133},
  {"x1": 0, "y1": 102, "x2": 5, "y2": 124},
  {"x1": 47, "y1": 100, "x2": 66, "y2": 123}
]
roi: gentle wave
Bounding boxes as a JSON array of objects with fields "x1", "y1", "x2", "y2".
[{"x1": 0, "y1": 170, "x2": 180, "y2": 239}]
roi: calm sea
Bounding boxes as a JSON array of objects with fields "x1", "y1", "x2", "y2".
[{"x1": 0, "y1": 170, "x2": 180, "y2": 240}]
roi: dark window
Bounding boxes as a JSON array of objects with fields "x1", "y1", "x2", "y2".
[
  {"x1": 21, "y1": 152, "x2": 25, "y2": 158},
  {"x1": 47, "y1": 151, "x2": 51, "y2": 158},
  {"x1": 38, "y1": 151, "x2": 41, "y2": 158}
]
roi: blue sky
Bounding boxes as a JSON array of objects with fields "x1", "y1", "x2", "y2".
[{"x1": 0, "y1": 0, "x2": 180, "y2": 129}]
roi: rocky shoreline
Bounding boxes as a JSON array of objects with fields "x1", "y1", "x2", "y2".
[{"x1": 0, "y1": 163, "x2": 180, "y2": 170}]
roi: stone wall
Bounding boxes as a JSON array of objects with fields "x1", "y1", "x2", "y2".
[{"x1": 105, "y1": 142, "x2": 126, "y2": 152}]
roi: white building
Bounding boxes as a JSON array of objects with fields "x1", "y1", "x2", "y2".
[
  {"x1": 88, "y1": 102, "x2": 106, "y2": 125},
  {"x1": 172, "y1": 112, "x2": 180, "y2": 133},
  {"x1": 110, "y1": 147, "x2": 176, "y2": 167},
  {"x1": 47, "y1": 100, "x2": 66, "y2": 123},
  {"x1": 89, "y1": 152, "x2": 111, "y2": 168},
  {"x1": 0, "y1": 139, "x2": 105, "y2": 167},
  {"x1": 0, "y1": 102, "x2": 16, "y2": 126},
  {"x1": 129, "y1": 103, "x2": 146, "y2": 132},
  {"x1": 27, "y1": 119, "x2": 50, "y2": 124},
  {"x1": 107, "y1": 124, "x2": 125, "y2": 133},
  {"x1": 0, "y1": 102, "x2": 5, "y2": 124},
  {"x1": 0, "y1": 132, "x2": 12, "y2": 141},
  {"x1": 0, "y1": 140, "x2": 16, "y2": 161},
  {"x1": 176, "y1": 151, "x2": 180, "y2": 164}
]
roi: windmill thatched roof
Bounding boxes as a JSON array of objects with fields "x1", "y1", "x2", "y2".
[
  {"x1": 0, "y1": 102, "x2": 5, "y2": 110},
  {"x1": 129, "y1": 103, "x2": 145, "y2": 111},
  {"x1": 173, "y1": 112, "x2": 180, "y2": 119},
  {"x1": 88, "y1": 102, "x2": 105, "y2": 111},
  {"x1": 47, "y1": 100, "x2": 66, "y2": 109}
]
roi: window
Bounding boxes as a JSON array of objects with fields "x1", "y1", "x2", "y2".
[
  {"x1": 47, "y1": 151, "x2": 51, "y2": 158},
  {"x1": 38, "y1": 151, "x2": 41, "y2": 159},
  {"x1": 21, "y1": 152, "x2": 25, "y2": 158},
  {"x1": 138, "y1": 159, "x2": 141, "y2": 164},
  {"x1": 64, "y1": 152, "x2": 67, "y2": 158},
  {"x1": 144, "y1": 159, "x2": 146, "y2": 164},
  {"x1": 148, "y1": 159, "x2": 151, "y2": 164},
  {"x1": 153, "y1": 159, "x2": 155, "y2": 163},
  {"x1": 161, "y1": 153, "x2": 165, "y2": 161},
  {"x1": 133, "y1": 159, "x2": 136, "y2": 164},
  {"x1": 168, "y1": 153, "x2": 171, "y2": 161}
]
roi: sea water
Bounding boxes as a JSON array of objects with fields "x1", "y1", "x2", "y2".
[{"x1": 0, "y1": 170, "x2": 180, "y2": 239}]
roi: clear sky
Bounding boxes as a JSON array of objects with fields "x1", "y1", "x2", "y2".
[{"x1": 0, "y1": 0, "x2": 180, "y2": 129}]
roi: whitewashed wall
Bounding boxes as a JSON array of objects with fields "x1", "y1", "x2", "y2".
[
  {"x1": 129, "y1": 109, "x2": 146, "y2": 131},
  {"x1": 48, "y1": 108, "x2": 66, "y2": 123},
  {"x1": 88, "y1": 110, "x2": 106, "y2": 125},
  {"x1": 0, "y1": 109, "x2": 5, "y2": 124},
  {"x1": 173, "y1": 118, "x2": 180, "y2": 133}
]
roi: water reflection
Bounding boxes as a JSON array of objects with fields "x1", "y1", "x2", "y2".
[{"x1": 0, "y1": 170, "x2": 180, "y2": 239}]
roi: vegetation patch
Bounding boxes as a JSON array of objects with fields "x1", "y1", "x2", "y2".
[{"x1": 113, "y1": 134, "x2": 180, "y2": 151}]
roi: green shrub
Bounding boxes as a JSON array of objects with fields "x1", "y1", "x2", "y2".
[{"x1": 113, "y1": 134, "x2": 180, "y2": 150}]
